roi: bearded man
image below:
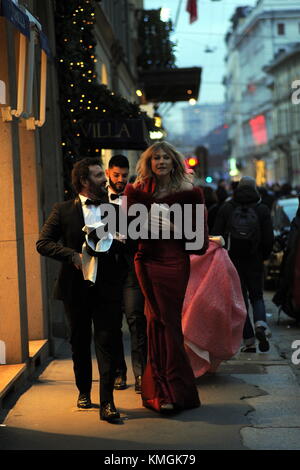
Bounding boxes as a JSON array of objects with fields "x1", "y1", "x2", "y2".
[
  {"x1": 105, "y1": 155, "x2": 147, "y2": 394},
  {"x1": 36, "y1": 157, "x2": 127, "y2": 423}
]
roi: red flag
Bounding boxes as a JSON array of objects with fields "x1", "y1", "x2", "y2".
[{"x1": 186, "y1": 0, "x2": 198, "y2": 24}]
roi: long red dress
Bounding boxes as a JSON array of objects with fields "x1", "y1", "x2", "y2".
[{"x1": 124, "y1": 181, "x2": 208, "y2": 412}]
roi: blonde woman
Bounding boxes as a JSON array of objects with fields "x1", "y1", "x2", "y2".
[{"x1": 124, "y1": 141, "x2": 209, "y2": 414}]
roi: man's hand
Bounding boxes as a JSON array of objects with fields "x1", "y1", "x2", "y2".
[{"x1": 72, "y1": 252, "x2": 83, "y2": 270}]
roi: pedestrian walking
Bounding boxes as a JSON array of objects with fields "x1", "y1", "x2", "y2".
[
  {"x1": 212, "y1": 176, "x2": 274, "y2": 352},
  {"x1": 203, "y1": 185, "x2": 219, "y2": 232},
  {"x1": 36, "y1": 157, "x2": 127, "y2": 423},
  {"x1": 273, "y1": 197, "x2": 300, "y2": 322},
  {"x1": 106, "y1": 154, "x2": 147, "y2": 394},
  {"x1": 216, "y1": 179, "x2": 229, "y2": 207},
  {"x1": 124, "y1": 141, "x2": 209, "y2": 413}
]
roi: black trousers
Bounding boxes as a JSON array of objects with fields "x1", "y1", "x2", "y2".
[
  {"x1": 231, "y1": 255, "x2": 267, "y2": 341},
  {"x1": 64, "y1": 266, "x2": 124, "y2": 405},
  {"x1": 115, "y1": 262, "x2": 147, "y2": 379}
]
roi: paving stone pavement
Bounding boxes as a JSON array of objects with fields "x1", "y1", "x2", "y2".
[{"x1": 0, "y1": 290, "x2": 299, "y2": 451}]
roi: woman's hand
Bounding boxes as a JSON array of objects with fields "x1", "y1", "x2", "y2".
[{"x1": 209, "y1": 236, "x2": 225, "y2": 247}]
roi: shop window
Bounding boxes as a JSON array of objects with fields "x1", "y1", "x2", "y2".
[
  {"x1": 0, "y1": 340, "x2": 5, "y2": 364},
  {"x1": 277, "y1": 23, "x2": 285, "y2": 36},
  {"x1": 101, "y1": 63, "x2": 108, "y2": 86},
  {"x1": 0, "y1": 80, "x2": 6, "y2": 104}
]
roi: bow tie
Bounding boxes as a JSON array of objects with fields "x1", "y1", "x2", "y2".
[
  {"x1": 85, "y1": 198, "x2": 103, "y2": 206},
  {"x1": 110, "y1": 193, "x2": 123, "y2": 201}
]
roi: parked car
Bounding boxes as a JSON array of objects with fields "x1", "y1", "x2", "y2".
[{"x1": 264, "y1": 196, "x2": 299, "y2": 284}]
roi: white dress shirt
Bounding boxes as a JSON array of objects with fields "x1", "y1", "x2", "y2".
[
  {"x1": 78, "y1": 193, "x2": 113, "y2": 283},
  {"x1": 79, "y1": 193, "x2": 102, "y2": 225}
]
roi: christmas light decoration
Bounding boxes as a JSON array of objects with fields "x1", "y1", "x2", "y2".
[
  {"x1": 137, "y1": 9, "x2": 176, "y2": 71},
  {"x1": 54, "y1": 0, "x2": 154, "y2": 198}
]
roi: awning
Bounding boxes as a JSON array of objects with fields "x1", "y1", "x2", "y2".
[
  {"x1": 39, "y1": 30, "x2": 52, "y2": 58},
  {"x1": 79, "y1": 118, "x2": 151, "y2": 150},
  {"x1": 0, "y1": 0, "x2": 30, "y2": 38},
  {"x1": 0, "y1": 0, "x2": 51, "y2": 57},
  {"x1": 139, "y1": 67, "x2": 202, "y2": 103}
]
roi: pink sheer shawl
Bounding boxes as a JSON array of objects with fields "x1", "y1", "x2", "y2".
[{"x1": 182, "y1": 241, "x2": 247, "y2": 377}]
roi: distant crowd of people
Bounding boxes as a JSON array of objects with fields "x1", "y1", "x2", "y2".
[
  {"x1": 202, "y1": 179, "x2": 297, "y2": 232},
  {"x1": 201, "y1": 176, "x2": 300, "y2": 347}
]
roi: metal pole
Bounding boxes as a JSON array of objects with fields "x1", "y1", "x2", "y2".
[{"x1": 174, "y1": 0, "x2": 183, "y2": 30}]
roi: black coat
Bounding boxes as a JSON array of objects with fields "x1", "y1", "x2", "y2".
[
  {"x1": 273, "y1": 210, "x2": 300, "y2": 320},
  {"x1": 36, "y1": 196, "x2": 128, "y2": 301},
  {"x1": 212, "y1": 186, "x2": 274, "y2": 261}
]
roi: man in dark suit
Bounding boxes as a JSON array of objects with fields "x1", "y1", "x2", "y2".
[
  {"x1": 105, "y1": 155, "x2": 147, "y2": 394},
  {"x1": 36, "y1": 157, "x2": 126, "y2": 423}
]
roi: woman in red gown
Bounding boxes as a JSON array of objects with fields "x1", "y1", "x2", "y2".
[{"x1": 124, "y1": 141, "x2": 208, "y2": 413}]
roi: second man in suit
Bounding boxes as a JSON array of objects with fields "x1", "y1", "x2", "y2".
[{"x1": 106, "y1": 154, "x2": 147, "y2": 393}]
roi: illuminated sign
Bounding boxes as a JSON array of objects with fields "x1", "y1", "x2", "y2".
[
  {"x1": 80, "y1": 119, "x2": 150, "y2": 150},
  {"x1": 249, "y1": 115, "x2": 268, "y2": 146},
  {"x1": 229, "y1": 158, "x2": 239, "y2": 177},
  {"x1": 150, "y1": 130, "x2": 164, "y2": 140},
  {"x1": 255, "y1": 159, "x2": 266, "y2": 185}
]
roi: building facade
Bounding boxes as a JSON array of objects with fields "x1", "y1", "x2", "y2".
[
  {"x1": 225, "y1": 0, "x2": 300, "y2": 184},
  {"x1": 0, "y1": 0, "x2": 147, "y2": 404},
  {"x1": 0, "y1": 0, "x2": 63, "y2": 385},
  {"x1": 265, "y1": 44, "x2": 300, "y2": 185},
  {"x1": 181, "y1": 103, "x2": 226, "y2": 143},
  {"x1": 93, "y1": 0, "x2": 145, "y2": 173}
]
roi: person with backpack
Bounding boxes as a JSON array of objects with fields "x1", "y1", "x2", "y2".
[
  {"x1": 212, "y1": 176, "x2": 274, "y2": 352},
  {"x1": 273, "y1": 199, "x2": 300, "y2": 322},
  {"x1": 203, "y1": 185, "x2": 219, "y2": 232}
]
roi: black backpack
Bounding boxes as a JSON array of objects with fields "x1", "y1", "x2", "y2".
[{"x1": 228, "y1": 201, "x2": 261, "y2": 251}]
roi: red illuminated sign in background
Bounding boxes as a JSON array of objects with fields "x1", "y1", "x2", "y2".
[{"x1": 249, "y1": 115, "x2": 268, "y2": 145}]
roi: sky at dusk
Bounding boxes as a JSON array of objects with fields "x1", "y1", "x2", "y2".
[{"x1": 143, "y1": 0, "x2": 257, "y2": 132}]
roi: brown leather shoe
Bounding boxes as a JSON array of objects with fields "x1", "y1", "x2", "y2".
[{"x1": 100, "y1": 402, "x2": 121, "y2": 423}]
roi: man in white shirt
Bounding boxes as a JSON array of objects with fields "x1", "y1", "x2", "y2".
[
  {"x1": 106, "y1": 155, "x2": 147, "y2": 394},
  {"x1": 37, "y1": 158, "x2": 127, "y2": 423}
]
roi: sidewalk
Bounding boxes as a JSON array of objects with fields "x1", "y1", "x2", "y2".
[
  {"x1": 1, "y1": 293, "x2": 300, "y2": 451},
  {"x1": 0, "y1": 338, "x2": 255, "y2": 450}
]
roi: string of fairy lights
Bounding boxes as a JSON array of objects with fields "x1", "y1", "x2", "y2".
[{"x1": 54, "y1": 0, "x2": 154, "y2": 197}]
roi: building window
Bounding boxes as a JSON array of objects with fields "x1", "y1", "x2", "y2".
[
  {"x1": 277, "y1": 23, "x2": 285, "y2": 35},
  {"x1": 101, "y1": 63, "x2": 108, "y2": 86}
]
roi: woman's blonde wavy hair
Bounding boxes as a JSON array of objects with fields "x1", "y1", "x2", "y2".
[{"x1": 134, "y1": 141, "x2": 189, "y2": 189}]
